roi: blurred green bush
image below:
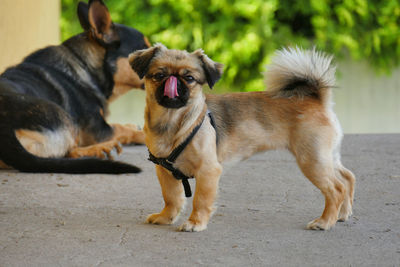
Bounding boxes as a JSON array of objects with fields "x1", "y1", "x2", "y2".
[{"x1": 61, "y1": 0, "x2": 400, "y2": 91}]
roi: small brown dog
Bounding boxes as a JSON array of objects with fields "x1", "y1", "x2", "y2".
[{"x1": 129, "y1": 44, "x2": 355, "y2": 232}]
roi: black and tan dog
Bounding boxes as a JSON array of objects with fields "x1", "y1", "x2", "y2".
[
  {"x1": 129, "y1": 44, "x2": 356, "y2": 231},
  {"x1": 0, "y1": 0, "x2": 149, "y2": 174}
]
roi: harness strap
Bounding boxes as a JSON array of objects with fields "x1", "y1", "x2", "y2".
[
  {"x1": 148, "y1": 153, "x2": 193, "y2": 197},
  {"x1": 148, "y1": 111, "x2": 217, "y2": 198},
  {"x1": 167, "y1": 116, "x2": 205, "y2": 163},
  {"x1": 207, "y1": 110, "x2": 218, "y2": 144}
]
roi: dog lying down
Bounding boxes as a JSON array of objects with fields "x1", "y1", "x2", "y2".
[
  {"x1": 129, "y1": 44, "x2": 356, "y2": 232},
  {"x1": 0, "y1": 0, "x2": 148, "y2": 174}
]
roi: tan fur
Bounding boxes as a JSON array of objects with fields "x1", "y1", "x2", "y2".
[
  {"x1": 131, "y1": 44, "x2": 355, "y2": 232},
  {"x1": 0, "y1": 160, "x2": 11, "y2": 169},
  {"x1": 68, "y1": 123, "x2": 145, "y2": 159},
  {"x1": 9, "y1": 122, "x2": 145, "y2": 164},
  {"x1": 109, "y1": 58, "x2": 144, "y2": 102},
  {"x1": 144, "y1": 36, "x2": 152, "y2": 48},
  {"x1": 15, "y1": 128, "x2": 75, "y2": 158},
  {"x1": 111, "y1": 123, "x2": 145, "y2": 144},
  {"x1": 146, "y1": 165, "x2": 186, "y2": 225},
  {"x1": 68, "y1": 139, "x2": 122, "y2": 159},
  {"x1": 13, "y1": 127, "x2": 120, "y2": 160}
]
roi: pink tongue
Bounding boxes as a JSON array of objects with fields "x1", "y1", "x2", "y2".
[{"x1": 164, "y1": 76, "x2": 179, "y2": 99}]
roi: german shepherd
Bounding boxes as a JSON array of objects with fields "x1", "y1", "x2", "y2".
[
  {"x1": 129, "y1": 44, "x2": 355, "y2": 231},
  {"x1": 0, "y1": 0, "x2": 149, "y2": 174}
]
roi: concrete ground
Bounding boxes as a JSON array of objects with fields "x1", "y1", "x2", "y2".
[{"x1": 0, "y1": 134, "x2": 399, "y2": 266}]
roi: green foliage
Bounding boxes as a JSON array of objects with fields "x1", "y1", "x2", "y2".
[{"x1": 61, "y1": 0, "x2": 400, "y2": 91}]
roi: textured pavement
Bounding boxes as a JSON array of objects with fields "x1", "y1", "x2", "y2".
[{"x1": 0, "y1": 134, "x2": 399, "y2": 266}]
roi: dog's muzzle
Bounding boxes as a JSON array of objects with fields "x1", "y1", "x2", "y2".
[{"x1": 155, "y1": 76, "x2": 189, "y2": 109}]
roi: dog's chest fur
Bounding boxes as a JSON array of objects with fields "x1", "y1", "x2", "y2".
[{"x1": 144, "y1": 92, "x2": 207, "y2": 157}]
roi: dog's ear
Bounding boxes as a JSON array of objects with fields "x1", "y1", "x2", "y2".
[
  {"x1": 129, "y1": 44, "x2": 165, "y2": 79},
  {"x1": 87, "y1": 0, "x2": 119, "y2": 45},
  {"x1": 77, "y1": 2, "x2": 90, "y2": 31},
  {"x1": 192, "y1": 49, "x2": 224, "y2": 89}
]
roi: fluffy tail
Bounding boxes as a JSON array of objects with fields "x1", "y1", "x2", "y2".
[
  {"x1": 0, "y1": 129, "x2": 141, "y2": 174},
  {"x1": 265, "y1": 47, "x2": 336, "y2": 106}
]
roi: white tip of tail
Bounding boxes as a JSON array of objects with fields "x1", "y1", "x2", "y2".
[{"x1": 265, "y1": 47, "x2": 336, "y2": 104}]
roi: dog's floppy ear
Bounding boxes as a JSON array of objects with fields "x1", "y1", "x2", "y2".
[
  {"x1": 87, "y1": 0, "x2": 119, "y2": 45},
  {"x1": 192, "y1": 49, "x2": 224, "y2": 89},
  {"x1": 129, "y1": 44, "x2": 165, "y2": 79},
  {"x1": 77, "y1": 2, "x2": 90, "y2": 31}
]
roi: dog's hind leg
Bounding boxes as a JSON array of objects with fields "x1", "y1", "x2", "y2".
[
  {"x1": 329, "y1": 122, "x2": 355, "y2": 222},
  {"x1": 334, "y1": 160, "x2": 355, "y2": 222},
  {"x1": 291, "y1": 130, "x2": 346, "y2": 230},
  {"x1": 146, "y1": 165, "x2": 186, "y2": 225},
  {"x1": 297, "y1": 157, "x2": 345, "y2": 230},
  {"x1": 15, "y1": 128, "x2": 76, "y2": 158},
  {"x1": 0, "y1": 94, "x2": 78, "y2": 160}
]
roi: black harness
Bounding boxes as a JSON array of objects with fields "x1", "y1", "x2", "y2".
[{"x1": 148, "y1": 111, "x2": 217, "y2": 198}]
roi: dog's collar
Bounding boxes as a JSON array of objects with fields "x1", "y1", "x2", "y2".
[{"x1": 148, "y1": 110, "x2": 216, "y2": 198}]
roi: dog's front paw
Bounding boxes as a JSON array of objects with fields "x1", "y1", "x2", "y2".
[
  {"x1": 112, "y1": 123, "x2": 145, "y2": 145},
  {"x1": 307, "y1": 217, "x2": 336, "y2": 230},
  {"x1": 146, "y1": 213, "x2": 174, "y2": 225},
  {"x1": 68, "y1": 140, "x2": 122, "y2": 159},
  {"x1": 178, "y1": 220, "x2": 207, "y2": 232}
]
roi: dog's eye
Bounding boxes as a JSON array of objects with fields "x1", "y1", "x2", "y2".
[
  {"x1": 153, "y1": 73, "x2": 166, "y2": 81},
  {"x1": 184, "y1": 75, "x2": 195, "y2": 83}
]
